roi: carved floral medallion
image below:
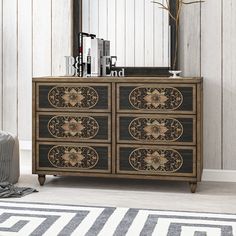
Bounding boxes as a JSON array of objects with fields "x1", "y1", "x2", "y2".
[
  {"x1": 129, "y1": 118, "x2": 183, "y2": 142},
  {"x1": 129, "y1": 87, "x2": 183, "y2": 110},
  {"x1": 48, "y1": 86, "x2": 99, "y2": 109},
  {"x1": 143, "y1": 89, "x2": 168, "y2": 108},
  {"x1": 48, "y1": 146, "x2": 99, "y2": 169},
  {"x1": 129, "y1": 148, "x2": 183, "y2": 172},
  {"x1": 62, "y1": 88, "x2": 85, "y2": 106},
  {"x1": 143, "y1": 120, "x2": 168, "y2": 139},
  {"x1": 48, "y1": 116, "x2": 99, "y2": 139},
  {"x1": 62, "y1": 118, "x2": 85, "y2": 136}
]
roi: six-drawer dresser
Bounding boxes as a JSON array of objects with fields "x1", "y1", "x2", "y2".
[{"x1": 32, "y1": 77, "x2": 203, "y2": 193}]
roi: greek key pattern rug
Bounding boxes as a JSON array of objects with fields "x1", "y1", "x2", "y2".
[{"x1": 0, "y1": 201, "x2": 235, "y2": 236}]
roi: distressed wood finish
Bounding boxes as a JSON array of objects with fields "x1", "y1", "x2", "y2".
[
  {"x1": 33, "y1": 76, "x2": 202, "y2": 192},
  {"x1": 18, "y1": 0, "x2": 32, "y2": 141},
  {"x1": 36, "y1": 83, "x2": 111, "y2": 112},
  {"x1": 52, "y1": 0, "x2": 73, "y2": 76},
  {"x1": 223, "y1": 0, "x2": 236, "y2": 170},
  {"x1": 33, "y1": 0, "x2": 52, "y2": 77},
  {"x1": 0, "y1": 1, "x2": 3, "y2": 130},
  {"x1": 179, "y1": 3, "x2": 201, "y2": 77},
  {"x1": 201, "y1": 0, "x2": 222, "y2": 169},
  {"x1": 3, "y1": 0, "x2": 18, "y2": 135},
  {"x1": 36, "y1": 112, "x2": 111, "y2": 142}
]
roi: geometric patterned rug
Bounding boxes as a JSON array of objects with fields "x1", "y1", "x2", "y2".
[{"x1": 0, "y1": 201, "x2": 235, "y2": 236}]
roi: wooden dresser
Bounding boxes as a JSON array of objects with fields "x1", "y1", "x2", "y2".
[{"x1": 32, "y1": 77, "x2": 203, "y2": 192}]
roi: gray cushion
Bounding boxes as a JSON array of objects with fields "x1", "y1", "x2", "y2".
[{"x1": 0, "y1": 131, "x2": 19, "y2": 184}]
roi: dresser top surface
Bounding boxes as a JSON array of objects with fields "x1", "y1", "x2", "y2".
[{"x1": 33, "y1": 76, "x2": 202, "y2": 83}]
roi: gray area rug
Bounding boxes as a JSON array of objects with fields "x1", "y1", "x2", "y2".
[{"x1": 0, "y1": 201, "x2": 235, "y2": 235}]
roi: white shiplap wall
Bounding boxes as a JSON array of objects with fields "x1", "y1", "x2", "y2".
[
  {"x1": 0, "y1": 0, "x2": 73, "y2": 143},
  {"x1": 1, "y1": 0, "x2": 236, "y2": 171},
  {"x1": 82, "y1": 0, "x2": 169, "y2": 67}
]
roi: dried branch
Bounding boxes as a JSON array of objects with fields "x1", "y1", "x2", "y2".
[
  {"x1": 182, "y1": 1, "x2": 204, "y2": 4},
  {"x1": 152, "y1": 0, "x2": 204, "y2": 69},
  {"x1": 152, "y1": 1, "x2": 176, "y2": 21}
]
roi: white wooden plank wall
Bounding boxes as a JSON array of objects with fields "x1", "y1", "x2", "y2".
[
  {"x1": 223, "y1": 0, "x2": 236, "y2": 170},
  {"x1": 18, "y1": 0, "x2": 32, "y2": 141},
  {"x1": 0, "y1": 0, "x2": 72, "y2": 141},
  {"x1": 201, "y1": 0, "x2": 222, "y2": 169},
  {"x1": 52, "y1": 0, "x2": 73, "y2": 76},
  {"x1": 0, "y1": 1, "x2": 2, "y2": 130},
  {"x1": 2, "y1": 0, "x2": 18, "y2": 135},
  {"x1": 83, "y1": 0, "x2": 169, "y2": 67},
  {"x1": 1, "y1": 0, "x2": 236, "y2": 170},
  {"x1": 33, "y1": 0, "x2": 52, "y2": 77}
]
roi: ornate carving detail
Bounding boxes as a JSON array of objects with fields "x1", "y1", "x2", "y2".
[
  {"x1": 129, "y1": 148, "x2": 183, "y2": 172},
  {"x1": 129, "y1": 87, "x2": 183, "y2": 110},
  {"x1": 48, "y1": 116, "x2": 99, "y2": 139},
  {"x1": 48, "y1": 145, "x2": 99, "y2": 169},
  {"x1": 129, "y1": 118, "x2": 183, "y2": 141},
  {"x1": 48, "y1": 86, "x2": 99, "y2": 109}
]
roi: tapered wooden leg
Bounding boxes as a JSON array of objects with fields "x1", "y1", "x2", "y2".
[
  {"x1": 38, "y1": 175, "x2": 46, "y2": 186},
  {"x1": 189, "y1": 182, "x2": 197, "y2": 193}
]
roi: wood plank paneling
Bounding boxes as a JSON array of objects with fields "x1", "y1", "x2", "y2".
[
  {"x1": 201, "y1": 0, "x2": 222, "y2": 169},
  {"x1": 82, "y1": 0, "x2": 167, "y2": 67},
  {"x1": 116, "y1": 0, "x2": 125, "y2": 66},
  {"x1": 18, "y1": 0, "x2": 32, "y2": 141},
  {"x1": 90, "y1": 0, "x2": 99, "y2": 36},
  {"x1": 52, "y1": 0, "x2": 73, "y2": 76},
  {"x1": 33, "y1": 0, "x2": 52, "y2": 77},
  {"x1": 0, "y1": 0, "x2": 2, "y2": 130},
  {"x1": 2, "y1": 0, "x2": 18, "y2": 135},
  {"x1": 134, "y1": 0, "x2": 145, "y2": 66},
  {"x1": 153, "y1": 0, "x2": 164, "y2": 66},
  {"x1": 144, "y1": 0, "x2": 154, "y2": 67},
  {"x1": 179, "y1": 4, "x2": 201, "y2": 77},
  {"x1": 163, "y1": 8, "x2": 169, "y2": 66},
  {"x1": 98, "y1": 0, "x2": 107, "y2": 39},
  {"x1": 126, "y1": 0, "x2": 135, "y2": 67},
  {"x1": 223, "y1": 0, "x2": 236, "y2": 169},
  {"x1": 82, "y1": 0, "x2": 90, "y2": 33},
  {"x1": 107, "y1": 0, "x2": 116, "y2": 58}
]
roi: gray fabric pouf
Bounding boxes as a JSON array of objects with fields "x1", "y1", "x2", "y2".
[{"x1": 0, "y1": 131, "x2": 19, "y2": 184}]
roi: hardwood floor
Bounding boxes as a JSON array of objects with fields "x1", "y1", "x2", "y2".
[{"x1": 5, "y1": 150, "x2": 236, "y2": 214}]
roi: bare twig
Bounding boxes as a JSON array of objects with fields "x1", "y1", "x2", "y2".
[
  {"x1": 182, "y1": 1, "x2": 204, "y2": 4},
  {"x1": 152, "y1": 1, "x2": 176, "y2": 21},
  {"x1": 152, "y1": 0, "x2": 204, "y2": 69}
]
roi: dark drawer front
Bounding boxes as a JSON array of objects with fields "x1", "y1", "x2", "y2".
[
  {"x1": 36, "y1": 143, "x2": 111, "y2": 173},
  {"x1": 117, "y1": 145, "x2": 196, "y2": 177},
  {"x1": 37, "y1": 113, "x2": 111, "y2": 142},
  {"x1": 37, "y1": 83, "x2": 111, "y2": 111},
  {"x1": 117, "y1": 84, "x2": 196, "y2": 113},
  {"x1": 118, "y1": 115, "x2": 196, "y2": 145}
]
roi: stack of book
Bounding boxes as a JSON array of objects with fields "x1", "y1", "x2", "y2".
[{"x1": 79, "y1": 32, "x2": 111, "y2": 77}]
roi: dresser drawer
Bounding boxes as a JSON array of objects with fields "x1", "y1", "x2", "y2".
[
  {"x1": 36, "y1": 83, "x2": 111, "y2": 112},
  {"x1": 118, "y1": 114, "x2": 196, "y2": 145},
  {"x1": 117, "y1": 145, "x2": 196, "y2": 177},
  {"x1": 36, "y1": 142, "x2": 111, "y2": 173},
  {"x1": 117, "y1": 83, "x2": 196, "y2": 114},
  {"x1": 37, "y1": 113, "x2": 111, "y2": 142}
]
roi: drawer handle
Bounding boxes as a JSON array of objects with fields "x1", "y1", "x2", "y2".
[
  {"x1": 47, "y1": 115, "x2": 99, "y2": 139},
  {"x1": 129, "y1": 86, "x2": 183, "y2": 110},
  {"x1": 48, "y1": 145, "x2": 99, "y2": 169},
  {"x1": 48, "y1": 86, "x2": 99, "y2": 109},
  {"x1": 129, "y1": 148, "x2": 183, "y2": 172},
  {"x1": 128, "y1": 118, "x2": 183, "y2": 141}
]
